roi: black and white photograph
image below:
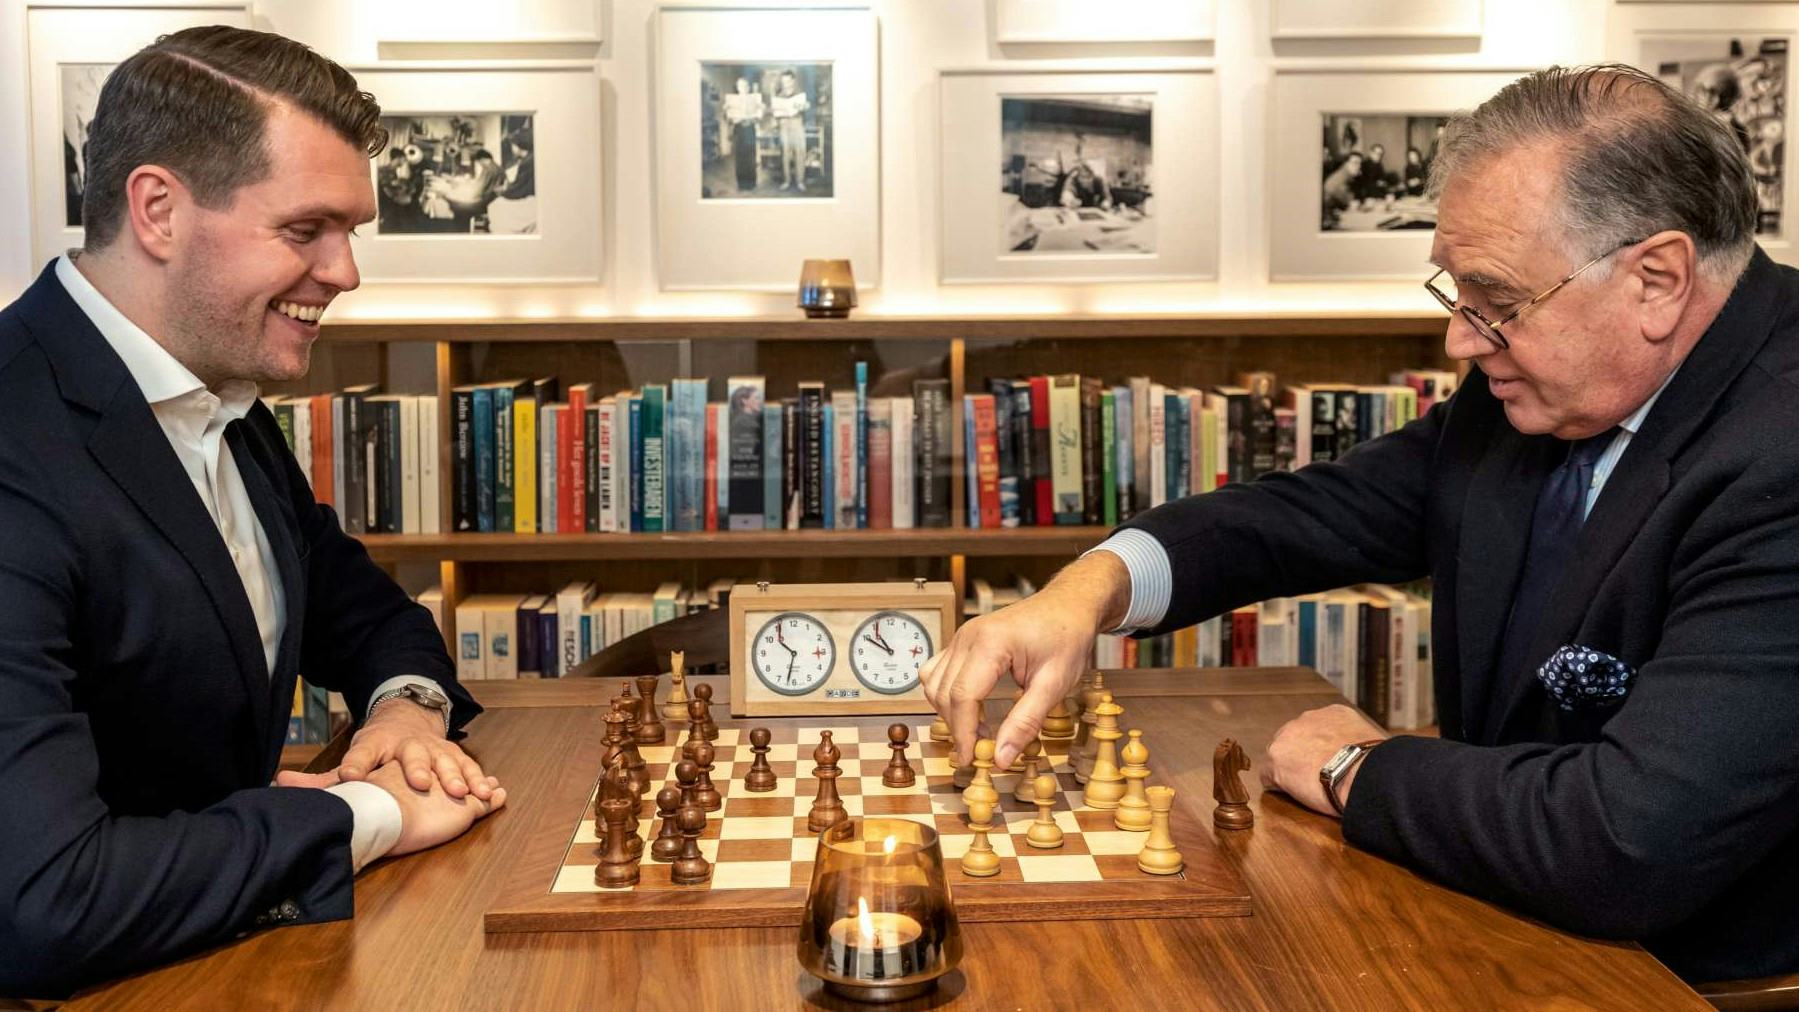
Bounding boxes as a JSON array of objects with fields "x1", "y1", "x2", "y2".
[
  {"x1": 999, "y1": 95, "x2": 1154, "y2": 255},
  {"x1": 60, "y1": 64, "x2": 111, "y2": 228},
  {"x1": 699, "y1": 62, "x2": 833, "y2": 199},
  {"x1": 1644, "y1": 36, "x2": 1785, "y2": 237},
  {"x1": 1319, "y1": 114, "x2": 1449, "y2": 232},
  {"x1": 375, "y1": 112, "x2": 536, "y2": 235}
]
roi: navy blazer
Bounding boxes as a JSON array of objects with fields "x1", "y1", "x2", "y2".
[
  {"x1": 0, "y1": 262, "x2": 480, "y2": 997},
  {"x1": 1124, "y1": 248, "x2": 1799, "y2": 982}
]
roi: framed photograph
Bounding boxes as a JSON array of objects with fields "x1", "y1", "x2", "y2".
[
  {"x1": 939, "y1": 69, "x2": 1218, "y2": 284},
  {"x1": 25, "y1": 3, "x2": 252, "y2": 266},
  {"x1": 1610, "y1": 4, "x2": 1799, "y2": 264},
  {"x1": 1268, "y1": 68, "x2": 1528, "y2": 281},
  {"x1": 994, "y1": 0, "x2": 1214, "y2": 43},
  {"x1": 347, "y1": 61, "x2": 602, "y2": 284},
  {"x1": 1272, "y1": 0, "x2": 1483, "y2": 39},
  {"x1": 655, "y1": 6, "x2": 879, "y2": 292}
]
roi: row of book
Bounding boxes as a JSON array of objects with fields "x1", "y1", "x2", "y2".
[{"x1": 265, "y1": 389, "x2": 442, "y2": 535}]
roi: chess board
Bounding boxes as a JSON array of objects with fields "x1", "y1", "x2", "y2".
[{"x1": 484, "y1": 719, "x2": 1250, "y2": 933}]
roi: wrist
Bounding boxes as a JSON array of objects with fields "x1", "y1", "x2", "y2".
[{"x1": 1050, "y1": 551, "x2": 1133, "y2": 635}]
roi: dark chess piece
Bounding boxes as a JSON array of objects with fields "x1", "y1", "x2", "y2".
[
  {"x1": 1213, "y1": 738, "x2": 1255, "y2": 831},
  {"x1": 675, "y1": 758, "x2": 701, "y2": 810},
  {"x1": 685, "y1": 698, "x2": 708, "y2": 749},
  {"x1": 692, "y1": 740, "x2": 723, "y2": 812},
  {"x1": 694, "y1": 683, "x2": 719, "y2": 741},
  {"x1": 618, "y1": 684, "x2": 641, "y2": 739},
  {"x1": 599, "y1": 755, "x2": 642, "y2": 860},
  {"x1": 743, "y1": 727, "x2": 777, "y2": 793},
  {"x1": 808, "y1": 731, "x2": 847, "y2": 834},
  {"x1": 635, "y1": 675, "x2": 666, "y2": 744},
  {"x1": 883, "y1": 722, "x2": 916, "y2": 788},
  {"x1": 595, "y1": 759, "x2": 640, "y2": 887},
  {"x1": 669, "y1": 802, "x2": 711, "y2": 885},
  {"x1": 650, "y1": 786, "x2": 683, "y2": 862}
]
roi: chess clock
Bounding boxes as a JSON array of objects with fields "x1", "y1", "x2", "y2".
[{"x1": 729, "y1": 580, "x2": 957, "y2": 716}]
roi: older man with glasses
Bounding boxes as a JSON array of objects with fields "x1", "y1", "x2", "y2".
[{"x1": 919, "y1": 63, "x2": 1799, "y2": 984}]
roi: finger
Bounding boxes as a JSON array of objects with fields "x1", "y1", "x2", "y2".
[
  {"x1": 274, "y1": 769, "x2": 342, "y2": 789},
  {"x1": 946, "y1": 645, "x2": 1002, "y2": 765},
  {"x1": 459, "y1": 754, "x2": 493, "y2": 800},
  {"x1": 434, "y1": 750, "x2": 469, "y2": 798},
  {"x1": 994, "y1": 663, "x2": 1064, "y2": 770},
  {"x1": 922, "y1": 629, "x2": 968, "y2": 718},
  {"x1": 336, "y1": 739, "x2": 382, "y2": 781},
  {"x1": 401, "y1": 740, "x2": 435, "y2": 792},
  {"x1": 487, "y1": 786, "x2": 507, "y2": 812}
]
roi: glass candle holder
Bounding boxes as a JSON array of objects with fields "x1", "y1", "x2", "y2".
[
  {"x1": 797, "y1": 259, "x2": 858, "y2": 318},
  {"x1": 797, "y1": 817, "x2": 962, "y2": 1003}
]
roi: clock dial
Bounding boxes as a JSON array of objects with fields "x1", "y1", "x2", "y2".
[
  {"x1": 750, "y1": 612, "x2": 837, "y2": 696},
  {"x1": 849, "y1": 611, "x2": 934, "y2": 695}
]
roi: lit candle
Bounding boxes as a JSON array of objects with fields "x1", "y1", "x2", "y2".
[{"x1": 825, "y1": 898, "x2": 924, "y2": 981}]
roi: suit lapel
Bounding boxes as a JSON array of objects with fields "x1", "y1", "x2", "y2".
[
  {"x1": 87, "y1": 391, "x2": 275, "y2": 743},
  {"x1": 229, "y1": 419, "x2": 307, "y2": 778},
  {"x1": 1454, "y1": 416, "x2": 1558, "y2": 744}
]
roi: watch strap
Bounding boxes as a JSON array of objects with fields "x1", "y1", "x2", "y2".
[
  {"x1": 370, "y1": 684, "x2": 452, "y2": 734},
  {"x1": 1322, "y1": 738, "x2": 1385, "y2": 816}
]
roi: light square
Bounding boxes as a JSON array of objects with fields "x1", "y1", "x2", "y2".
[
  {"x1": 718, "y1": 816, "x2": 798, "y2": 841},
  {"x1": 1017, "y1": 854, "x2": 1103, "y2": 883},
  {"x1": 552, "y1": 863, "x2": 598, "y2": 893},
  {"x1": 1081, "y1": 830, "x2": 1149, "y2": 856},
  {"x1": 792, "y1": 836, "x2": 823, "y2": 862},
  {"x1": 939, "y1": 832, "x2": 1017, "y2": 859},
  {"x1": 764, "y1": 744, "x2": 800, "y2": 763},
  {"x1": 921, "y1": 757, "x2": 955, "y2": 777},
  {"x1": 710, "y1": 861, "x2": 793, "y2": 891}
]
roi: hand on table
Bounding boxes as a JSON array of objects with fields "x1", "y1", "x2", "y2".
[
  {"x1": 1259, "y1": 703, "x2": 1388, "y2": 817},
  {"x1": 921, "y1": 552, "x2": 1132, "y2": 770},
  {"x1": 275, "y1": 695, "x2": 497, "y2": 802}
]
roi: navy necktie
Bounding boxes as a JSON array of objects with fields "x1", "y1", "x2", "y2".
[{"x1": 1492, "y1": 428, "x2": 1619, "y2": 705}]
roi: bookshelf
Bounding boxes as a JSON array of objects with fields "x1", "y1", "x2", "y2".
[{"x1": 272, "y1": 311, "x2": 1458, "y2": 653}]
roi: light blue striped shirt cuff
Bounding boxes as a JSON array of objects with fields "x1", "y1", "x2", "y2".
[{"x1": 1085, "y1": 527, "x2": 1173, "y2": 634}]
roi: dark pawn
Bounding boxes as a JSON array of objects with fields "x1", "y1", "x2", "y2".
[
  {"x1": 808, "y1": 730, "x2": 847, "y2": 834},
  {"x1": 650, "y1": 786, "x2": 683, "y2": 862},
  {"x1": 635, "y1": 675, "x2": 666, "y2": 744},
  {"x1": 694, "y1": 683, "x2": 720, "y2": 741},
  {"x1": 692, "y1": 740, "x2": 723, "y2": 812},
  {"x1": 670, "y1": 802, "x2": 711, "y2": 885},
  {"x1": 675, "y1": 758, "x2": 702, "y2": 810},
  {"x1": 883, "y1": 722, "x2": 916, "y2": 788},
  {"x1": 685, "y1": 698, "x2": 708, "y2": 749},
  {"x1": 744, "y1": 727, "x2": 777, "y2": 793}
]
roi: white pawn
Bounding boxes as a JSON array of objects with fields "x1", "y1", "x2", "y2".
[
  {"x1": 1114, "y1": 729, "x2": 1152, "y2": 831},
  {"x1": 1026, "y1": 774, "x2": 1064, "y2": 849},
  {"x1": 1012, "y1": 738, "x2": 1046, "y2": 803}
]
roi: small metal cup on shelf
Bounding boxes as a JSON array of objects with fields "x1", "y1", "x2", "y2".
[{"x1": 797, "y1": 259, "x2": 857, "y2": 319}]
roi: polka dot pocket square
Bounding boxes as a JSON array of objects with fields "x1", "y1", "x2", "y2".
[{"x1": 1536, "y1": 644, "x2": 1636, "y2": 711}]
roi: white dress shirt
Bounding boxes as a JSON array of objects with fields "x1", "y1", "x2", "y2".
[
  {"x1": 56, "y1": 254, "x2": 412, "y2": 872},
  {"x1": 1092, "y1": 373, "x2": 1678, "y2": 634}
]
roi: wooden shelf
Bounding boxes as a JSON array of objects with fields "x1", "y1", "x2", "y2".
[
  {"x1": 359, "y1": 526, "x2": 1111, "y2": 562},
  {"x1": 321, "y1": 312, "x2": 1445, "y2": 344}
]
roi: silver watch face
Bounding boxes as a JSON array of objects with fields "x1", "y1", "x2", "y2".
[{"x1": 405, "y1": 684, "x2": 450, "y2": 709}]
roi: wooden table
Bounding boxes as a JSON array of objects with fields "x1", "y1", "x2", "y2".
[{"x1": 72, "y1": 669, "x2": 1705, "y2": 1011}]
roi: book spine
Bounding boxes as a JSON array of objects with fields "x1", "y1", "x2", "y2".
[
  {"x1": 513, "y1": 396, "x2": 537, "y2": 533},
  {"x1": 379, "y1": 400, "x2": 401, "y2": 533},
  {"x1": 799, "y1": 385, "x2": 825, "y2": 528},
  {"x1": 417, "y1": 396, "x2": 440, "y2": 534},
  {"x1": 713, "y1": 402, "x2": 730, "y2": 524},
  {"x1": 1224, "y1": 391, "x2": 1249, "y2": 484},
  {"x1": 556, "y1": 403, "x2": 576, "y2": 533},
  {"x1": 730, "y1": 378, "x2": 767, "y2": 530},
  {"x1": 782, "y1": 400, "x2": 799, "y2": 529},
  {"x1": 988, "y1": 379, "x2": 1018, "y2": 528},
  {"x1": 972, "y1": 394, "x2": 1000, "y2": 529},
  {"x1": 584, "y1": 405, "x2": 600, "y2": 532},
  {"x1": 761, "y1": 402, "x2": 782, "y2": 531},
  {"x1": 891, "y1": 397, "x2": 915, "y2": 530},
  {"x1": 703, "y1": 402, "x2": 719, "y2": 532},
  {"x1": 273, "y1": 402, "x2": 295, "y2": 453},
  {"x1": 400, "y1": 398, "x2": 420, "y2": 534},
  {"x1": 867, "y1": 398, "x2": 892, "y2": 529},
  {"x1": 1101, "y1": 389, "x2": 1117, "y2": 527},
  {"x1": 641, "y1": 386, "x2": 665, "y2": 533},
  {"x1": 598, "y1": 400, "x2": 617, "y2": 532},
  {"x1": 822, "y1": 403, "x2": 836, "y2": 529},
  {"x1": 832, "y1": 391, "x2": 857, "y2": 529},
  {"x1": 855, "y1": 361, "x2": 869, "y2": 529},
  {"x1": 451, "y1": 389, "x2": 475, "y2": 532},
  {"x1": 569, "y1": 386, "x2": 589, "y2": 533},
  {"x1": 1011, "y1": 385, "x2": 1034, "y2": 526},
  {"x1": 1113, "y1": 386, "x2": 1133, "y2": 521},
  {"x1": 962, "y1": 403, "x2": 980, "y2": 529},
  {"x1": 1309, "y1": 389, "x2": 1336, "y2": 464},
  {"x1": 539, "y1": 606, "x2": 559, "y2": 678},
  {"x1": 471, "y1": 387, "x2": 495, "y2": 533},
  {"x1": 494, "y1": 386, "x2": 515, "y2": 533},
  {"x1": 1147, "y1": 386, "x2": 1166, "y2": 508},
  {"x1": 1275, "y1": 407, "x2": 1297, "y2": 473},
  {"x1": 914, "y1": 379, "x2": 951, "y2": 528},
  {"x1": 1080, "y1": 378, "x2": 1101, "y2": 525},
  {"x1": 539, "y1": 405, "x2": 559, "y2": 535},
  {"x1": 344, "y1": 390, "x2": 370, "y2": 534},
  {"x1": 669, "y1": 380, "x2": 702, "y2": 531},
  {"x1": 309, "y1": 394, "x2": 333, "y2": 511},
  {"x1": 516, "y1": 600, "x2": 540, "y2": 676},
  {"x1": 1171, "y1": 394, "x2": 1188, "y2": 501},
  {"x1": 1029, "y1": 376, "x2": 1053, "y2": 525},
  {"x1": 1246, "y1": 374, "x2": 1278, "y2": 478}
]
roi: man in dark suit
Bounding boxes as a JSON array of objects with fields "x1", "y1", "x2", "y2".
[
  {"x1": 924, "y1": 64, "x2": 1799, "y2": 983},
  {"x1": 0, "y1": 28, "x2": 505, "y2": 997}
]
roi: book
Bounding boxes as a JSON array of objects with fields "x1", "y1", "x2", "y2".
[
  {"x1": 470, "y1": 385, "x2": 496, "y2": 532},
  {"x1": 492, "y1": 380, "x2": 522, "y2": 533},
  {"x1": 914, "y1": 379, "x2": 952, "y2": 528},
  {"x1": 761, "y1": 401, "x2": 783, "y2": 531},
  {"x1": 451, "y1": 385, "x2": 476, "y2": 532},
  {"x1": 1029, "y1": 376, "x2": 1053, "y2": 525},
  {"x1": 341, "y1": 382, "x2": 380, "y2": 534},
  {"x1": 1011, "y1": 383, "x2": 1035, "y2": 527},
  {"x1": 515, "y1": 594, "x2": 550, "y2": 677},
  {"x1": 539, "y1": 403, "x2": 561, "y2": 534},
  {"x1": 988, "y1": 379, "x2": 1019, "y2": 528},
  {"x1": 867, "y1": 397, "x2": 892, "y2": 529},
  {"x1": 1147, "y1": 384, "x2": 1166, "y2": 508},
  {"x1": 1081, "y1": 377, "x2": 1102, "y2": 524},
  {"x1": 822, "y1": 402, "x2": 836, "y2": 529},
  {"x1": 567, "y1": 382, "x2": 595, "y2": 533},
  {"x1": 640, "y1": 384, "x2": 667, "y2": 532},
  {"x1": 511, "y1": 382, "x2": 537, "y2": 533},
  {"x1": 628, "y1": 394, "x2": 644, "y2": 531},
  {"x1": 855, "y1": 361, "x2": 869, "y2": 529},
  {"x1": 669, "y1": 378, "x2": 706, "y2": 531},
  {"x1": 1049, "y1": 374, "x2": 1083, "y2": 524},
  {"x1": 798, "y1": 382, "x2": 826, "y2": 528},
  {"x1": 596, "y1": 398, "x2": 618, "y2": 532},
  {"x1": 703, "y1": 401, "x2": 719, "y2": 531},
  {"x1": 728, "y1": 376, "x2": 766, "y2": 530},
  {"x1": 556, "y1": 580, "x2": 596, "y2": 678},
  {"x1": 890, "y1": 396, "x2": 915, "y2": 530},
  {"x1": 399, "y1": 395, "x2": 421, "y2": 534},
  {"x1": 537, "y1": 599, "x2": 560, "y2": 677},
  {"x1": 418, "y1": 395, "x2": 440, "y2": 534},
  {"x1": 309, "y1": 392, "x2": 334, "y2": 512},
  {"x1": 1101, "y1": 388, "x2": 1117, "y2": 527},
  {"x1": 831, "y1": 390, "x2": 857, "y2": 529},
  {"x1": 969, "y1": 393, "x2": 1001, "y2": 529},
  {"x1": 1113, "y1": 384, "x2": 1133, "y2": 521}
]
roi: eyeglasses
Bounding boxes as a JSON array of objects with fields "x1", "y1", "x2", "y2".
[{"x1": 1424, "y1": 239, "x2": 1640, "y2": 350}]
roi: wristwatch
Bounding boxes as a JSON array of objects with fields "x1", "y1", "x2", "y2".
[
  {"x1": 370, "y1": 682, "x2": 452, "y2": 734},
  {"x1": 1319, "y1": 739, "x2": 1385, "y2": 816}
]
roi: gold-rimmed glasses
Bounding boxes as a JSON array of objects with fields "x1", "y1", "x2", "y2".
[{"x1": 1424, "y1": 239, "x2": 1640, "y2": 349}]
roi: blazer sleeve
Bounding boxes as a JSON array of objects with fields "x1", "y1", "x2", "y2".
[
  {"x1": 0, "y1": 447, "x2": 355, "y2": 998},
  {"x1": 1117, "y1": 396, "x2": 1448, "y2": 636},
  {"x1": 1342, "y1": 444, "x2": 1799, "y2": 939},
  {"x1": 252, "y1": 409, "x2": 480, "y2": 732}
]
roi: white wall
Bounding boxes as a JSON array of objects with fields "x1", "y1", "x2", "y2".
[{"x1": 0, "y1": 0, "x2": 1609, "y2": 318}]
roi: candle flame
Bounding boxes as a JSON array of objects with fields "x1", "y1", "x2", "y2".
[
  {"x1": 857, "y1": 896, "x2": 874, "y2": 942},
  {"x1": 882, "y1": 834, "x2": 898, "y2": 855}
]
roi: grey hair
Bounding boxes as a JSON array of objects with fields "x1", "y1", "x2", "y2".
[{"x1": 1427, "y1": 64, "x2": 1758, "y2": 282}]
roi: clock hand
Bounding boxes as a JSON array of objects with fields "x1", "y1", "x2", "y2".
[
  {"x1": 863, "y1": 634, "x2": 895, "y2": 656},
  {"x1": 869, "y1": 620, "x2": 894, "y2": 654}
]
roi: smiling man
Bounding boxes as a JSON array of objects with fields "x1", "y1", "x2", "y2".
[
  {"x1": 921, "y1": 64, "x2": 1799, "y2": 983},
  {"x1": 0, "y1": 28, "x2": 504, "y2": 997}
]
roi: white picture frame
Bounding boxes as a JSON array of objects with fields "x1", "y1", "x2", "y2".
[
  {"x1": 654, "y1": 6, "x2": 880, "y2": 292},
  {"x1": 25, "y1": 3, "x2": 252, "y2": 267},
  {"x1": 347, "y1": 61, "x2": 602, "y2": 284},
  {"x1": 1608, "y1": 4, "x2": 1797, "y2": 265},
  {"x1": 994, "y1": 0, "x2": 1215, "y2": 43},
  {"x1": 1268, "y1": 67, "x2": 1528, "y2": 281},
  {"x1": 939, "y1": 69, "x2": 1217, "y2": 284},
  {"x1": 1272, "y1": 0, "x2": 1484, "y2": 39}
]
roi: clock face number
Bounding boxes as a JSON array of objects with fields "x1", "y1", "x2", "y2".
[
  {"x1": 751, "y1": 612, "x2": 836, "y2": 697},
  {"x1": 849, "y1": 611, "x2": 933, "y2": 695}
]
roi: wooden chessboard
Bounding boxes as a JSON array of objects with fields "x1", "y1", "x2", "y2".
[{"x1": 483, "y1": 718, "x2": 1251, "y2": 932}]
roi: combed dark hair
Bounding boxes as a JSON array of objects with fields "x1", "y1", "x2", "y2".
[
  {"x1": 1428, "y1": 64, "x2": 1758, "y2": 278},
  {"x1": 82, "y1": 25, "x2": 386, "y2": 248}
]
